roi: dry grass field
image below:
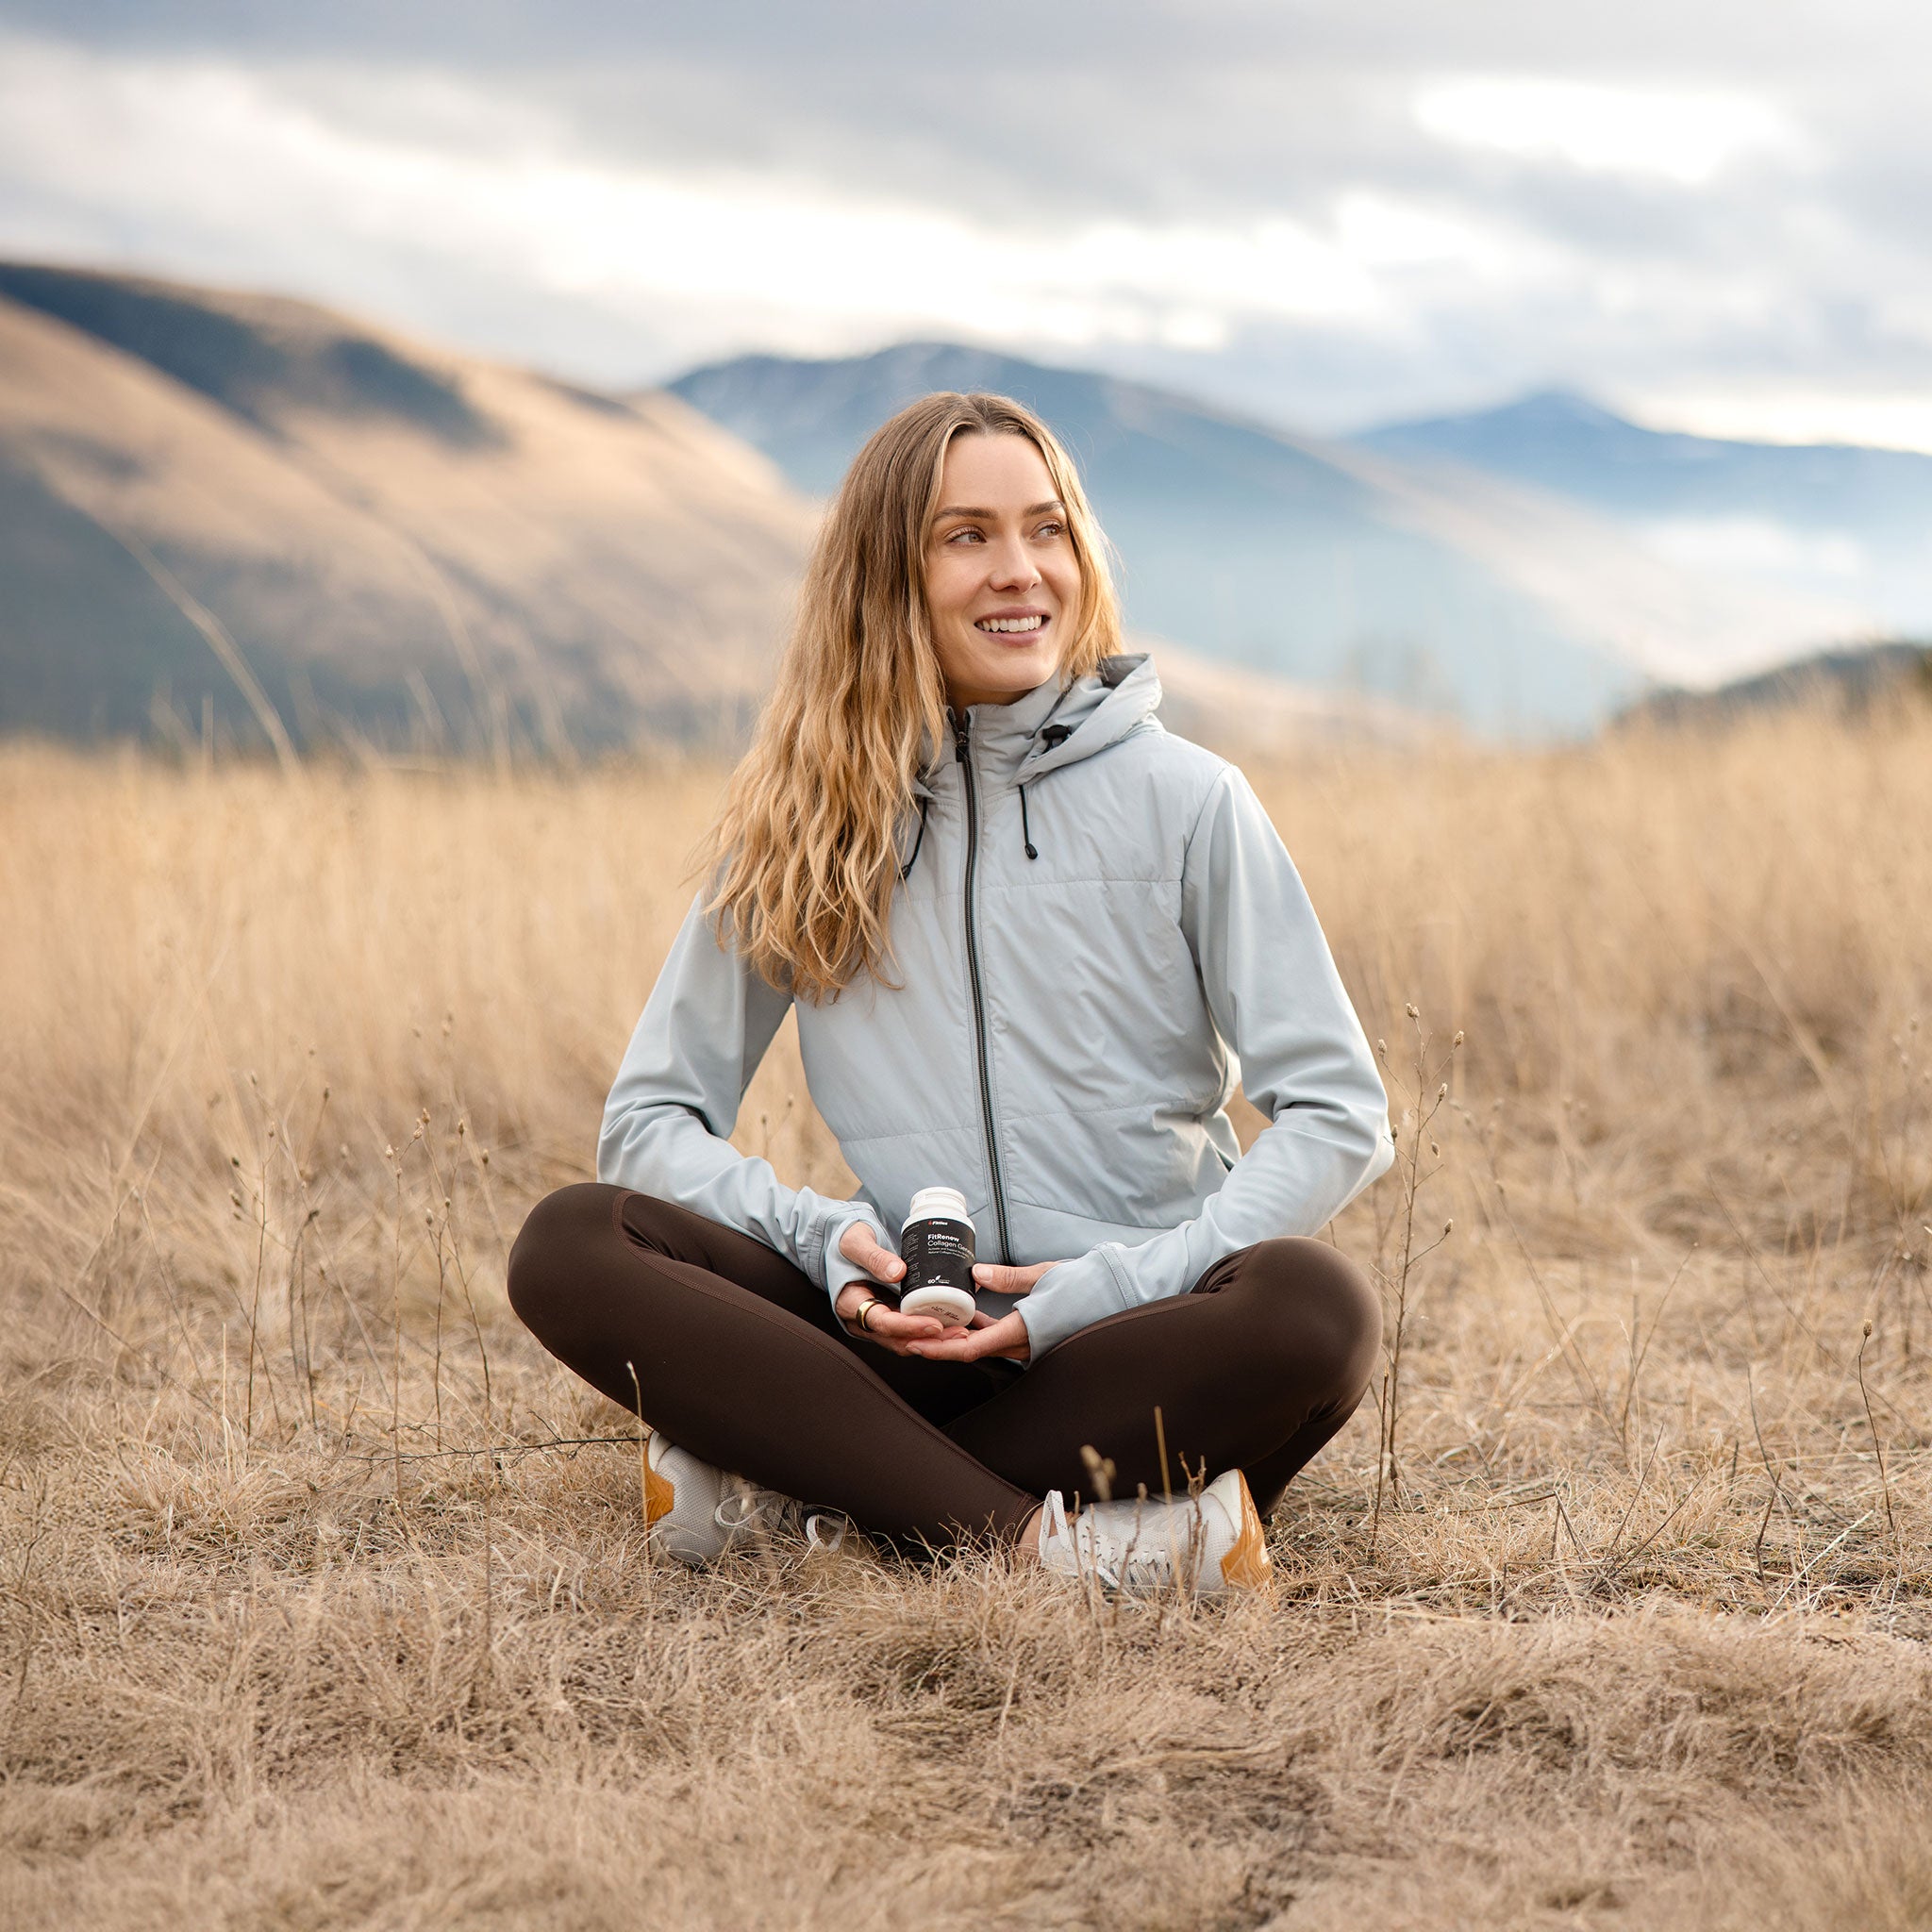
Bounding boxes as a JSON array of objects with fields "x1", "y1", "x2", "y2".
[{"x1": 3, "y1": 699, "x2": 1930, "y2": 1930}]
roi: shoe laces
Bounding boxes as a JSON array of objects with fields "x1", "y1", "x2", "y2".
[
  {"x1": 804, "y1": 1512, "x2": 847, "y2": 1553},
  {"x1": 712, "y1": 1487, "x2": 848, "y2": 1554},
  {"x1": 712, "y1": 1486, "x2": 793, "y2": 1536}
]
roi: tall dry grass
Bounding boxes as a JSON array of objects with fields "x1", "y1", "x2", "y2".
[{"x1": 2, "y1": 698, "x2": 1929, "y2": 1929}]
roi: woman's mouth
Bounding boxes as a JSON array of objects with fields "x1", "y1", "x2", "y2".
[{"x1": 974, "y1": 614, "x2": 1049, "y2": 634}]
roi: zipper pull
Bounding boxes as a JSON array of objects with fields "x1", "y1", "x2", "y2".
[{"x1": 953, "y1": 711, "x2": 971, "y2": 763}]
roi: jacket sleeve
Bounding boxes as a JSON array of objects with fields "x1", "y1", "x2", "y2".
[
  {"x1": 1015, "y1": 765, "x2": 1394, "y2": 1358},
  {"x1": 597, "y1": 891, "x2": 887, "y2": 1302}
]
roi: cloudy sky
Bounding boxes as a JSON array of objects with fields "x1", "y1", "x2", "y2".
[{"x1": 3, "y1": 1, "x2": 1929, "y2": 443}]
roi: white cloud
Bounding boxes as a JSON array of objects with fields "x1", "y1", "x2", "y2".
[
  {"x1": 2, "y1": 21, "x2": 1930, "y2": 449},
  {"x1": 1413, "y1": 76, "x2": 1803, "y2": 185},
  {"x1": 0, "y1": 35, "x2": 1422, "y2": 358},
  {"x1": 1640, "y1": 516, "x2": 1867, "y2": 577},
  {"x1": 1331, "y1": 190, "x2": 1542, "y2": 278},
  {"x1": 1629, "y1": 388, "x2": 1932, "y2": 455}
]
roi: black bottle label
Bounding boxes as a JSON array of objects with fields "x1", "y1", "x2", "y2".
[{"x1": 899, "y1": 1216, "x2": 976, "y2": 1296}]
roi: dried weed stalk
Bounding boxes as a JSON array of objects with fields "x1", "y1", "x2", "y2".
[{"x1": 1369, "y1": 1005, "x2": 1460, "y2": 1550}]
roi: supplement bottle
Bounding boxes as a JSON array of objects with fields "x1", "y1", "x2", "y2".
[{"x1": 897, "y1": 1187, "x2": 977, "y2": 1326}]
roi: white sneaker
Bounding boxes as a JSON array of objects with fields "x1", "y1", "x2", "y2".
[
  {"x1": 1035, "y1": 1467, "x2": 1271, "y2": 1597},
  {"x1": 644, "y1": 1430, "x2": 845, "y2": 1566}
]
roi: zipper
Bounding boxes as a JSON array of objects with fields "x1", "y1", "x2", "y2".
[{"x1": 953, "y1": 710, "x2": 1013, "y2": 1265}]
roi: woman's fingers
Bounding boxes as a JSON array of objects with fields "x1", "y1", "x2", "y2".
[
  {"x1": 970, "y1": 1259, "x2": 1067, "y2": 1296},
  {"x1": 836, "y1": 1283, "x2": 962, "y2": 1356},
  {"x1": 834, "y1": 1236, "x2": 1062, "y2": 1356},
  {"x1": 908, "y1": 1310, "x2": 1031, "y2": 1364},
  {"x1": 862, "y1": 1303, "x2": 945, "y2": 1343},
  {"x1": 970, "y1": 1262, "x2": 1032, "y2": 1295},
  {"x1": 837, "y1": 1218, "x2": 906, "y2": 1286}
]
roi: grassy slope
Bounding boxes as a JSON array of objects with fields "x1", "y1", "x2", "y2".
[
  {"x1": 1, "y1": 705, "x2": 1929, "y2": 1929},
  {"x1": 0, "y1": 272, "x2": 816, "y2": 757}
]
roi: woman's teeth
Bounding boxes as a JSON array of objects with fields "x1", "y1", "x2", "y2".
[{"x1": 976, "y1": 616, "x2": 1046, "y2": 633}]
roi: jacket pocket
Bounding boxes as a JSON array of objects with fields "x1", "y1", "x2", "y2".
[{"x1": 1006, "y1": 1101, "x2": 1225, "y2": 1230}]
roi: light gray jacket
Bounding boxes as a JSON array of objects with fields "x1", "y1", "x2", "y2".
[{"x1": 598, "y1": 653, "x2": 1394, "y2": 1358}]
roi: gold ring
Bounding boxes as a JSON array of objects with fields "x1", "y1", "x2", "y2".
[{"x1": 855, "y1": 1297, "x2": 879, "y2": 1333}]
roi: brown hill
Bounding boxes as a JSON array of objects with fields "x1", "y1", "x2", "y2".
[
  {"x1": 1614, "y1": 638, "x2": 1932, "y2": 730},
  {"x1": 0, "y1": 262, "x2": 817, "y2": 760}
]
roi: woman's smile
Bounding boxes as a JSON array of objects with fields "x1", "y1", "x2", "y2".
[{"x1": 975, "y1": 608, "x2": 1050, "y2": 636}]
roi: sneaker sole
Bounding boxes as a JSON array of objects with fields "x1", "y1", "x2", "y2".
[
  {"x1": 1217, "y1": 1469, "x2": 1271, "y2": 1591},
  {"x1": 643, "y1": 1438, "x2": 677, "y2": 1526}
]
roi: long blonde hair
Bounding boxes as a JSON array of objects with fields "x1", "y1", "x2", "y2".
[{"x1": 696, "y1": 391, "x2": 1123, "y2": 1002}]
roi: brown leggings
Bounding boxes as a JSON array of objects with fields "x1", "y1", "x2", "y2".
[{"x1": 507, "y1": 1183, "x2": 1382, "y2": 1549}]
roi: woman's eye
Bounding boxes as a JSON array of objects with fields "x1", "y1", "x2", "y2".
[
  {"x1": 945, "y1": 527, "x2": 983, "y2": 543},
  {"x1": 1036, "y1": 521, "x2": 1065, "y2": 538}
]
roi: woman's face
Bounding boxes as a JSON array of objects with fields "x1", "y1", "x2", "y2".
[{"x1": 924, "y1": 431, "x2": 1082, "y2": 710}]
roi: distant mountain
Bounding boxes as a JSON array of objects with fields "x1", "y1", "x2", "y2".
[
  {"x1": 1354, "y1": 390, "x2": 1932, "y2": 632},
  {"x1": 0, "y1": 263, "x2": 1417, "y2": 764},
  {"x1": 670, "y1": 345, "x2": 1869, "y2": 735},
  {"x1": 1617, "y1": 639, "x2": 1932, "y2": 730},
  {"x1": 0, "y1": 261, "x2": 816, "y2": 758}
]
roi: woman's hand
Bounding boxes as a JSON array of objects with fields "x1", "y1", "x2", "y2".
[
  {"x1": 974, "y1": 1259, "x2": 1063, "y2": 1297},
  {"x1": 833, "y1": 1222, "x2": 960, "y2": 1357},
  {"x1": 905, "y1": 1308, "x2": 1030, "y2": 1362},
  {"x1": 834, "y1": 1230, "x2": 1066, "y2": 1365},
  {"x1": 902, "y1": 1259, "x2": 1069, "y2": 1365}
]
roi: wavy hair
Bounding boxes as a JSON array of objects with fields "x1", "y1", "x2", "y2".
[{"x1": 695, "y1": 391, "x2": 1122, "y2": 1002}]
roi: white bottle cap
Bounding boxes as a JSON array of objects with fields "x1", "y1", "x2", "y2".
[{"x1": 907, "y1": 1186, "x2": 971, "y2": 1225}]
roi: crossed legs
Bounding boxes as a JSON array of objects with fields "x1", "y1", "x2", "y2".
[{"x1": 507, "y1": 1183, "x2": 1381, "y2": 1548}]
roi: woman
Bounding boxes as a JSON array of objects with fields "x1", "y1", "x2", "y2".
[{"x1": 507, "y1": 392, "x2": 1393, "y2": 1596}]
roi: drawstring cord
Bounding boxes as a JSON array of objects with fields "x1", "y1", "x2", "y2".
[
  {"x1": 906, "y1": 713, "x2": 1073, "y2": 875},
  {"x1": 898, "y1": 793, "x2": 931, "y2": 880},
  {"x1": 1019, "y1": 723, "x2": 1071, "y2": 863}
]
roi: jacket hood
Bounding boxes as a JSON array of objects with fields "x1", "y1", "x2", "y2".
[{"x1": 911, "y1": 652, "x2": 1161, "y2": 801}]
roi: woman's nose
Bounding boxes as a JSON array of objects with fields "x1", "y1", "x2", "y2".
[{"x1": 987, "y1": 537, "x2": 1041, "y2": 590}]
